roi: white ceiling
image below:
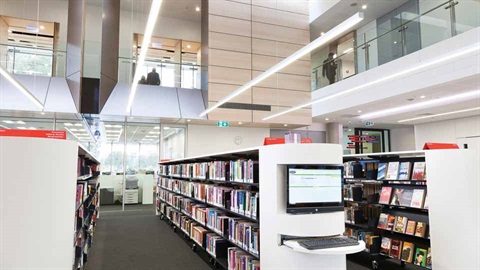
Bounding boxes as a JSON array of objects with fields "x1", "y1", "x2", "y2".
[{"x1": 314, "y1": 75, "x2": 480, "y2": 128}]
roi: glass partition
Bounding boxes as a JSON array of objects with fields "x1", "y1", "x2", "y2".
[{"x1": 312, "y1": 0, "x2": 480, "y2": 91}]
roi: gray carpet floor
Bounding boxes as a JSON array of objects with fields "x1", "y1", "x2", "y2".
[
  {"x1": 86, "y1": 205, "x2": 211, "y2": 270},
  {"x1": 86, "y1": 205, "x2": 417, "y2": 270}
]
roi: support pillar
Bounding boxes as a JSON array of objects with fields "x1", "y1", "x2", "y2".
[{"x1": 326, "y1": 122, "x2": 343, "y2": 144}]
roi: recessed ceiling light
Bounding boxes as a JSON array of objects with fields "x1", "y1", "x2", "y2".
[
  {"x1": 114, "y1": 125, "x2": 122, "y2": 128},
  {"x1": 238, "y1": 122, "x2": 242, "y2": 125},
  {"x1": 362, "y1": 5, "x2": 367, "y2": 9},
  {"x1": 398, "y1": 107, "x2": 480, "y2": 123},
  {"x1": 365, "y1": 132, "x2": 369, "y2": 135},
  {"x1": 154, "y1": 126, "x2": 160, "y2": 129},
  {"x1": 187, "y1": 119, "x2": 191, "y2": 122},
  {"x1": 105, "y1": 124, "x2": 112, "y2": 128},
  {"x1": 70, "y1": 128, "x2": 78, "y2": 131},
  {"x1": 74, "y1": 123, "x2": 83, "y2": 127},
  {"x1": 106, "y1": 129, "x2": 122, "y2": 133},
  {"x1": 195, "y1": 6, "x2": 200, "y2": 12},
  {"x1": 358, "y1": 110, "x2": 362, "y2": 113},
  {"x1": 2, "y1": 120, "x2": 14, "y2": 124},
  {"x1": 145, "y1": 135, "x2": 158, "y2": 138},
  {"x1": 164, "y1": 127, "x2": 170, "y2": 130},
  {"x1": 149, "y1": 131, "x2": 161, "y2": 134},
  {"x1": 325, "y1": 118, "x2": 329, "y2": 121},
  {"x1": 17, "y1": 127, "x2": 27, "y2": 129},
  {"x1": 40, "y1": 25, "x2": 45, "y2": 30},
  {"x1": 348, "y1": 129, "x2": 352, "y2": 132},
  {"x1": 64, "y1": 123, "x2": 73, "y2": 126},
  {"x1": 284, "y1": 124, "x2": 288, "y2": 127},
  {"x1": 40, "y1": 112, "x2": 45, "y2": 115},
  {"x1": 187, "y1": 44, "x2": 191, "y2": 49},
  {"x1": 420, "y1": 95, "x2": 426, "y2": 99},
  {"x1": 394, "y1": 41, "x2": 397, "y2": 44}
]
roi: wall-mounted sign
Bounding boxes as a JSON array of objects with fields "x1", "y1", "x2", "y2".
[
  {"x1": 365, "y1": 121, "x2": 375, "y2": 127},
  {"x1": 348, "y1": 135, "x2": 380, "y2": 144},
  {"x1": 217, "y1": 121, "x2": 229, "y2": 127},
  {"x1": 0, "y1": 129, "x2": 66, "y2": 140}
]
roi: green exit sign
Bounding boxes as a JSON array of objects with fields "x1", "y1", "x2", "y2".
[{"x1": 217, "y1": 121, "x2": 229, "y2": 127}]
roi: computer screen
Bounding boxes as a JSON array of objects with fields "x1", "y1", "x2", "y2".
[{"x1": 286, "y1": 165, "x2": 344, "y2": 214}]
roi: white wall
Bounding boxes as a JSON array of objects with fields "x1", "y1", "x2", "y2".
[
  {"x1": 414, "y1": 115, "x2": 480, "y2": 149},
  {"x1": 390, "y1": 126, "x2": 416, "y2": 151},
  {"x1": 308, "y1": 0, "x2": 341, "y2": 23},
  {"x1": 186, "y1": 125, "x2": 270, "y2": 157},
  {"x1": 163, "y1": 129, "x2": 186, "y2": 160}
]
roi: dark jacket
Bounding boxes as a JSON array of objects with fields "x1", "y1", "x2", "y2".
[
  {"x1": 147, "y1": 71, "x2": 161, "y2": 85},
  {"x1": 322, "y1": 58, "x2": 337, "y2": 79}
]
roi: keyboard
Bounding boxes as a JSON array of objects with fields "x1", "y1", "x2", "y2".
[{"x1": 298, "y1": 237, "x2": 359, "y2": 250}]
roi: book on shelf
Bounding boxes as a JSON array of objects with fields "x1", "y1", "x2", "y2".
[
  {"x1": 228, "y1": 247, "x2": 259, "y2": 270},
  {"x1": 398, "y1": 162, "x2": 411, "y2": 180},
  {"x1": 393, "y1": 216, "x2": 408, "y2": 233},
  {"x1": 389, "y1": 239, "x2": 403, "y2": 259},
  {"x1": 405, "y1": 220, "x2": 416, "y2": 235},
  {"x1": 412, "y1": 162, "x2": 426, "y2": 180},
  {"x1": 414, "y1": 222, "x2": 427, "y2": 238},
  {"x1": 425, "y1": 247, "x2": 432, "y2": 269},
  {"x1": 377, "y1": 213, "x2": 389, "y2": 230},
  {"x1": 414, "y1": 248, "x2": 427, "y2": 267},
  {"x1": 410, "y1": 189, "x2": 426, "y2": 208},
  {"x1": 377, "y1": 163, "x2": 388, "y2": 180},
  {"x1": 380, "y1": 237, "x2": 391, "y2": 254},
  {"x1": 390, "y1": 188, "x2": 414, "y2": 207},
  {"x1": 423, "y1": 194, "x2": 429, "y2": 209},
  {"x1": 378, "y1": 187, "x2": 393, "y2": 204},
  {"x1": 401, "y1": 242, "x2": 415, "y2": 263},
  {"x1": 386, "y1": 162, "x2": 400, "y2": 180},
  {"x1": 386, "y1": 215, "x2": 396, "y2": 231}
]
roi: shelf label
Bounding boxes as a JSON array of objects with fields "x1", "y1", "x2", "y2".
[{"x1": 0, "y1": 129, "x2": 66, "y2": 140}]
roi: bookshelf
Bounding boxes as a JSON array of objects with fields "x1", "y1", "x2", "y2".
[
  {"x1": 156, "y1": 144, "x2": 361, "y2": 270},
  {"x1": 343, "y1": 149, "x2": 480, "y2": 270},
  {"x1": 0, "y1": 137, "x2": 100, "y2": 270}
]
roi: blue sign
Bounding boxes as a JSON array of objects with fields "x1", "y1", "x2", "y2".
[{"x1": 365, "y1": 121, "x2": 375, "y2": 127}]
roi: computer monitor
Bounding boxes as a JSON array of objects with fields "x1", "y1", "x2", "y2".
[{"x1": 286, "y1": 164, "x2": 344, "y2": 214}]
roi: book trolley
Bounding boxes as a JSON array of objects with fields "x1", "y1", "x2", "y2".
[
  {"x1": 156, "y1": 144, "x2": 364, "y2": 270},
  {"x1": 343, "y1": 150, "x2": 480, "y2": 270}
]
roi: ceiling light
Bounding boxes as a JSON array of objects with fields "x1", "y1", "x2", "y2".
[
  {"x1": 394, "y1": 41, "x2": 397, "y2": 44},
  {"x1": 325, "y1": 118, "x2": 329, "y2": 121},
  {"x1": 70, "y1": 128, "x2": 78, "y2": 131},
  {"x1": 321, "y1": 32, "x2": 325, "y2": 36},
  {"x1": 145, "y1": 135, "x2": 158, "y2": 138},
  {"x1": 149, "y1": 131, "x2": 161, "y2": 134},
  {"x1": 360, "y1": 90, "x2": 480, "y2": 120},
  {"x1": 151, "y1": 42, "x2": 162, "y2": 48},
  {"x1": 154, "y1": 126, "x2": 160, "y2": 129},
  {"x1": 126, "y1": 0, "x2": 163, "y2": 113},
  {"x1": 362, "y1": 5, "x2": 367, "y2": 9},
  {"x1": 420, "y1": 95, "x2": 426, "y2": 99},
  {"x1": 8, "y1": 29, "x2": 12, "y2": 33},
  {"x1": 284, "y1": 124, "x2": 288, "y2": 127},
  {"x1": 164, "y1": 127, "x2": 170, "y2": 130},
  {"x1": 74, "y1": 123, "x2": 83, "y2": 127},
  {"x1": 200, "y1": 12, "x2": 364, "y2": 117},
  {"x1": 365, "y1": 132, "x2": 369, "y2": 135},
  {"x1": 114, "y1": 125, "x2": 122, "y2": 128},
  {"x1": 2, "y1": 120, "x2": 14, "y2": 124},
  {"x1": 343, "y1": 48, "x2": 353, "y2": 54},
  {"x1": 348, "y1": 129, "x2": 352, "y2": 132},
  {"x1": 26, "y1": 26, "x2": 39, "y2": 32},
  {"x1": 64, "y1": 123, "x2": 73, "y2": 126},
  {"x1": 106, "y1": 129, "x2": 122, "y2": 133},
  {"x1": 104, "y1": 124, "x2": 112, "y2": 128},
  {"x1": 398, "y1": 107, "x2": 480, "y2": 123},
  {"x1": 187, "y1": 44, "x2": 191, "y2": 49},
  {"x1": 262, "y1": 43, "x2": 480, "y2": 121},
  {"x1": 0, "y1": 66, "x2": 44, "y2": 109},
  {"x1": 357, "y1": 110, "x2": 362, "y2": 113},
  {"x1": 17, "y1": 127, "x2": 27, "y2": 130},
  {"x1": 39, "y1": 25, "x2": 45, "y2": 30},
  {"x1": 195, "y1": 6, "x2": 200, "y2": 12},
  {"x1": 40, "y1": 112, "x2": 45, "y2": 115},
  {"x1": 238, "y1": 122, "x2": 242, "y2": 125},
  {"x1": 187, "y1": 119, "x2": 191, "y2": 122},
  {"x1": 29, "y1": 127, "x2": 36, "y2": 130}
]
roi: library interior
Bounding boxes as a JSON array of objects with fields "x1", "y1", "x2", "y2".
[{"x1": 0, "y1": 0, "x2": 479, "y2": 270}]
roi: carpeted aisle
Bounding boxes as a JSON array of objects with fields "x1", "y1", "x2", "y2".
[{"x1": 86, "y1": 205, "x2": 211, "y2": 270}]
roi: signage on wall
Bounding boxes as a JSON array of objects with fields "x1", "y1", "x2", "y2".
[
  {"x1": 217, "y1": 121, "x2": 229, "y2": 127},
  {"x1": 365, "y1": 121, "x2": 375, "y2": 127},
  {"x1": 347, "y1": 134, "x2": 380, "y2": 149}
]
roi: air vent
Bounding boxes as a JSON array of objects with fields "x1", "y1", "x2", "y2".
[{"x1": 219, "y1": 102, "x2": 271, "y2": 111}]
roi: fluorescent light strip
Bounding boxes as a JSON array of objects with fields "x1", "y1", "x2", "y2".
[
  {"x1": 398, "y1": 107, "x2": 480, "y2": 123},
  {"x1": 263, "y1": 43, "x2": 480, "y2": 121},
  {"x1": 360, "y1": 90, "x2": 480, "y2": 120},
  {"x1": 199, "y1": 12, "x2": 364, "y2": 117},
  {"x1": 126, "y1": 0, "x2": 163, "y2": 113},
  {"x1": 0, "y1": 66, "x2": 44, "y2": 109}
]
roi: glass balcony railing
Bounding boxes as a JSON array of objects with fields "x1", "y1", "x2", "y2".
[
  {"x1": 312, "y1": 0, "x2": 480, "y2": 91},
  {"x1": 0, "y1": 43, "x2": 66, "y2": 77},
  {"x1": 118, "y1": 57, "x2": 201, "y2": 89}
]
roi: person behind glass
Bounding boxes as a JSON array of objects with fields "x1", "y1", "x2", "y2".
[
  {"x1": 138, "y1": 75, "x2": 147, "y2": 85},
  {"x1": 322, "y1": 52, "x2": 337, "y2": 85},
  {"x1": 147, "y1": 67, "x2": 161, "y2": 86}
]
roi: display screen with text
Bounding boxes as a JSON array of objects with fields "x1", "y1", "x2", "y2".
[{"x1": 288, "y1": 168, "x2": 342, "y2": 204}]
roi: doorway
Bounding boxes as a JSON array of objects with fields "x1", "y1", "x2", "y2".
[{"x1": 355, "y1": 128, "x2": 391, "y2": 154}]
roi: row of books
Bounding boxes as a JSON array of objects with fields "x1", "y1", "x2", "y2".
[
  {"x1": 159, "y1": 190, "x2": 260, "y2": 256},
  {"x1": 381, "y1": 237, "x2": 432, "y2": 268},
  {"x1": 379, "y1": 187, "x2": 428, "y2": 209},
  {"x1": 159, "y1": 179, "x2": 259, "y2": 220},
  {"x1": 344, "y1": 206, "x2": 363, "y2": 225},
  {"x1": 228, "y1": 247, "x2": 260, "y2": 270},
  {"x1": 343, "y1": 184, "x2": 363, "y2": 201},
  {"x1": 344, "y1": 228, "x2": 380, "y2": 253},
  {"x1": 378, "y1": 213, "x2": 428, "y2": 238},
  {"x1": 160, "y1": 160, "x2": 258, "y2": 183},
  {"x1": 378, "y1": 161, "x2": 426, "y2": 181}
]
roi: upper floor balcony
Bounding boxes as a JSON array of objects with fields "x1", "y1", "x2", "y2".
[{"x1": 311, "y1": 0, "x2": 479, "y2": 91}]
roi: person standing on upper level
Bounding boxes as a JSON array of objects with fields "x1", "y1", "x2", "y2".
[
  {"x1": 322, "y1": 52, "x2": 337, "y2": 85},
  {"x1": 147, "y1": 68, "x2": 161, "y2": 86}
]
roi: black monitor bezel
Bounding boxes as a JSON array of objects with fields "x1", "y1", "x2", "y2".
[{"x1": 286, "y1": 164, "x2": 344, "y2": 214}]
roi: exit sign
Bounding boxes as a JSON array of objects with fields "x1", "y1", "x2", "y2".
[
  {"x1": 365, "y1": 121, "x2": 375, "y2": 127},
  {"x1": 217, "y1": 121, "x2": 229, "y2": 127}
]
